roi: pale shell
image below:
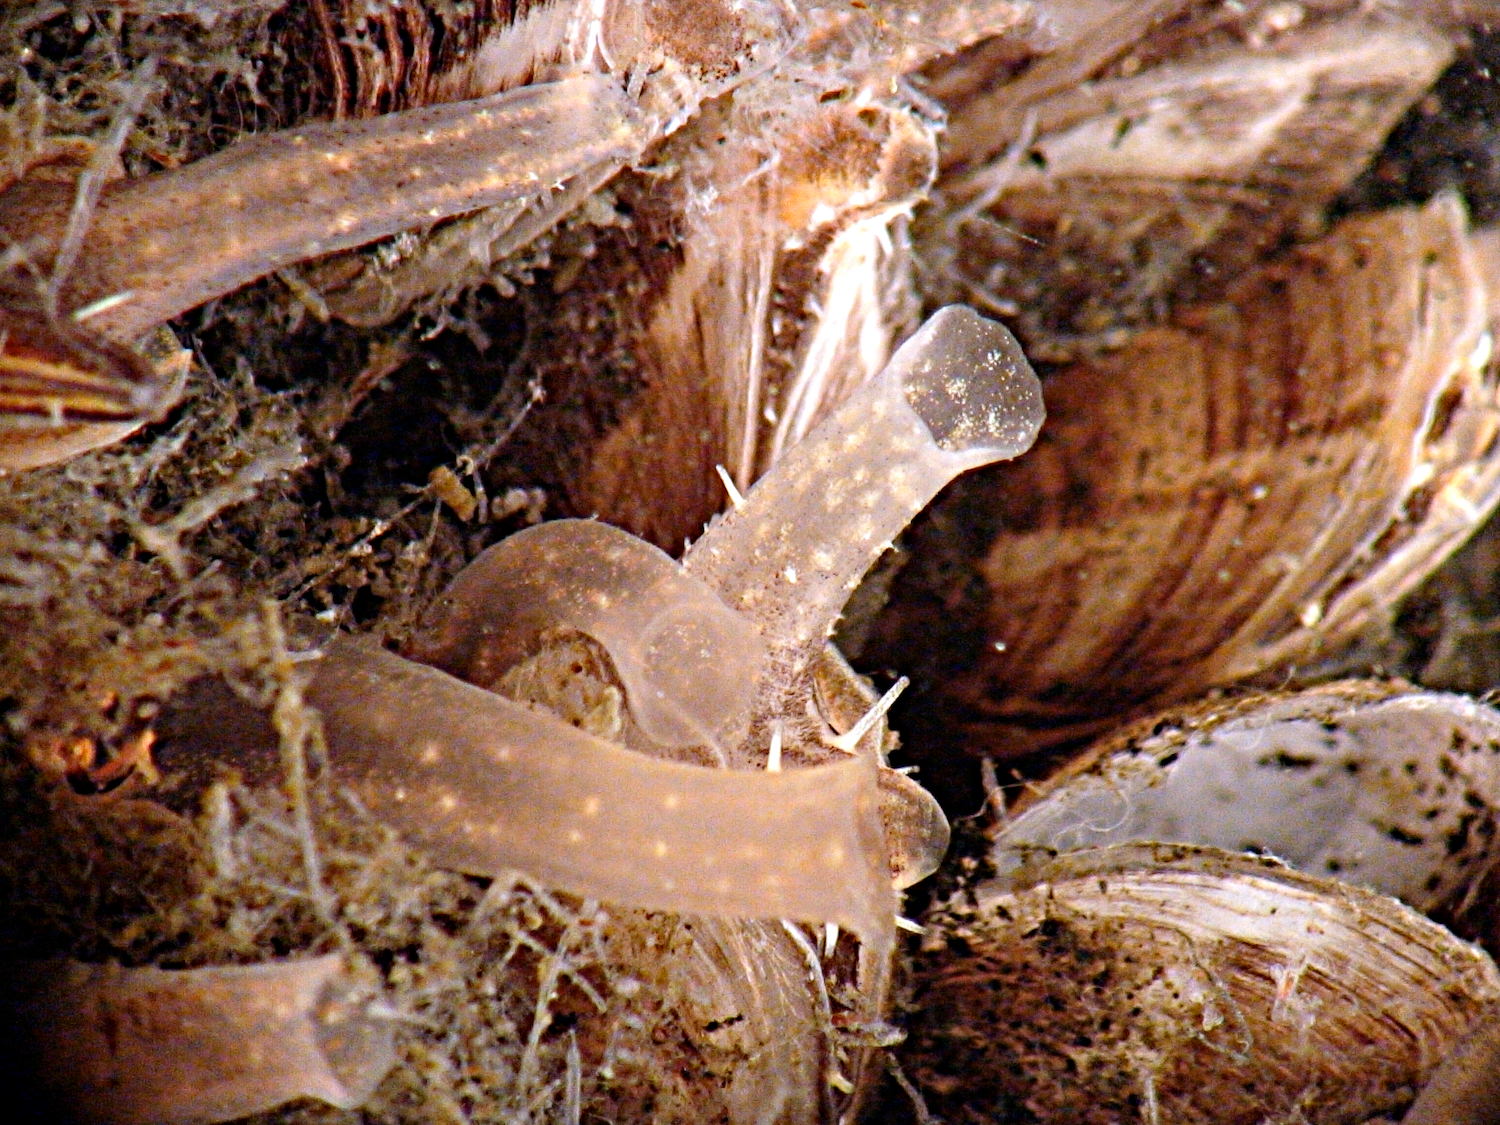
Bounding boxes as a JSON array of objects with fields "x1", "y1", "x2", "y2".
[{"x1": 992, "y1": 682, "x2": 1500, "y2": 937}]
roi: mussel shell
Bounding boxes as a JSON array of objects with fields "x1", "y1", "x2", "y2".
[
  {"x1": 870, "y1": 196, "x2": 1500, "y2": 758},
  {"x1": 571, "y1": 93, "x2": 938, "y2": 551},
  {"x1": 0, "y1": 306, "x2": 184, "y2": 472},
  {"x1": 905, "y1": 844, "x2": 1500, "y2": 1125},
  {"x1": 992, "y1": 682, "x2": 1500, "y2": 938},
  {"x1": 923, "y1": 5, "x2": 1454, "y2": 350}
]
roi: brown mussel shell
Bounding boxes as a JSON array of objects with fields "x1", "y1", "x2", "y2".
[
  {"x1": 922, "y1": 3, "x2": 1456, "y2": 353},
  {"x1": 0, "y1": 304, "x2": 184, "y2": 472},
  {"x1": 872, "y1": 195, "x2": 1500, "y2": 758}
]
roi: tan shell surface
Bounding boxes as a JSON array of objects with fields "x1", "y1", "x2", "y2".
[
  {"x1": 881, "y1": 196, "x2": 1500, "y2": 757},
  {"x1": 924, "y1": 3, "x2": 1456, "y2": 351}
]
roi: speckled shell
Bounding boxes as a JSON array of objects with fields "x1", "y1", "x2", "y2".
[
  {"x1": 991, "y1": 681, "x2": 1500, "y2": 943},
  {"x1": 873, "y1": 195, "x2": 1500, "y2": 758},
  {"x1": 905, "y1": 844, "x2": 1500, "y2": 1125}
]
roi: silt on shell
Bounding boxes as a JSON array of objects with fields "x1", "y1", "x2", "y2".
[
  {"x1": 898, "y1": 681, "x2": 1500, "y2": 1122},
  {"x1": 905, "y1": 843, "x2": 1500, "y2": 1125}
]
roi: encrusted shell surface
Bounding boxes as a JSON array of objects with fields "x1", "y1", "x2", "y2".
[
  {"x1": 905, "y1": 844, "x2": 1500, "y2": 1125},
  {"x1": 899, "y1": 683, "x2": 1500, "y2": 1122}
]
